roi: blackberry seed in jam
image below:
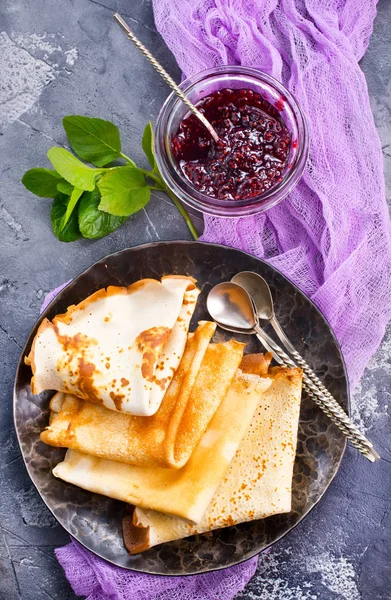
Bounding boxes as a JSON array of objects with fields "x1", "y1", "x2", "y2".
[{"x1": 171, "y1": 88, "x2": 292, "y2": 201}]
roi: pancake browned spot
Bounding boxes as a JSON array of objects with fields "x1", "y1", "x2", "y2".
[
  {"x1": 154, "y1": 377, "x2": 169, "y2": 391},
  {"x1": 136, "y1": 326, "x2": 171, "y2": 350},
  {"x1": 136, "y1": 326, "x2": 171, "y2": 383},
  {"x1": 53, "y1": 323, "x2": 97, "y2": 353},
  {"x1": 110, "y1": 391, "x2": 125, "y2": 411},
  {"x1": 76, "y1": 357, "x2": 102, "y2": 404}
]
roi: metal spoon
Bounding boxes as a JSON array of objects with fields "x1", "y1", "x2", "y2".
[
  {"x1": 232, "y1": 271, "x2": 295, "y2": 352},
  {"x1": 113, "y1": 13, "x2": 219, "y2": 143},
  {"x1": 206, "y1": 282, "x2": 283, "y2": 363},
  {"x1": 207, "y1": 281, "x2": 380, "y2": 462}
]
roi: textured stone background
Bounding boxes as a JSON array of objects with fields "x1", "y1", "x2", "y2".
[{"x1": 0, "y1": 1, "x2": 390, "y2": 599}]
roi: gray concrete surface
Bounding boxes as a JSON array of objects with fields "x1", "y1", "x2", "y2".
[{"x1": 0, "y1": 1, "x2": 390, "y2": 598}]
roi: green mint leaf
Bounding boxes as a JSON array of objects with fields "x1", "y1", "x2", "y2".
[
  {"x1": 97, "y1": 166, "x2": 150, "y2": 216},
  {"x1": 61, "y1": 187, "x2": 84, "y2": 230},
  {"x1": 78, "y1": 188, "x2": 126, "y2": 239},
  {"x1": 51, "y1": 193, "x2": 82, "y2": 242},
  {"x1": 63, "y1": 116, "x2": 122, "y2": 167},
  {"x1": 47, "y1": 147, "x2": 101, "y2": 191},
  {"x1": 142, "y1": 121, "x2": 155, "y2": 168},
  {"x1": 57, "y1": 180, "x2": 74, "y2": 195},
  {"x1": 22, "y1": 168, "x2": 62, "y2": 198}
]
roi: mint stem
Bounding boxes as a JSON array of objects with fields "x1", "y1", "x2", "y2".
[
  {"x1": 119, "y1": 152, "x2": 136, "y2": 165},
  {"x1": 120, "y1": 153, "x2": 198, "y2": 240},
  {"x1": 138, "y1": 168, "x2": 163, "y2": 186},
  {"x1": 163, "y1": 186, "x2": 199, "y2": 240}
]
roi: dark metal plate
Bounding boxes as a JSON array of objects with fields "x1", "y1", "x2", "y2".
[{"x1": 14, "y1": 241, "x2": 348, "y2": 575}]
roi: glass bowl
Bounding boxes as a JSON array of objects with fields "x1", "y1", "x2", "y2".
[{"x1": 154, "y1": 65, "x2": 309, "y2": 217}]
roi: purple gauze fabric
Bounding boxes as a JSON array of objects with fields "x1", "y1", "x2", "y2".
[{"x1": 52, "y1": 1, "x2": 391, "y2": 598}]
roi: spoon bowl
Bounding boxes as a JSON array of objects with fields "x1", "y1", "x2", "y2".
[
  {"x1": 231, "y1": 271, "x2": 274, "y2": 321},
  {"x1": 207, "y1": 282, "x2": 284, "y2": 363},
  {"x1": 232, "y1": 271, "x2": 296, "y2": 353},
  {"x1": 206, "y1": 282, "x2": 257, "y2": 332},
  {"x1": 211, "y1": 321, "x2": 254, "y2": 336}
]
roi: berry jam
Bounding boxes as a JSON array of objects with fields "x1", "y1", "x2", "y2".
[{"x1": 171, "y1": 88, "x2": 292, "y2": 201}]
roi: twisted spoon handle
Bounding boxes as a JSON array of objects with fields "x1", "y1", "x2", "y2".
[
  {"x1": 300, "y1": 381, "x2": 373, "y2": 457},
  {"x1": 268, "y1": 316, "x2": 379, "y2": 459},
  {"x1": 113, "y1": 13, "x2": 219, "y2": 143},
  {"x1": 254, "y1": 324, "x2": 380, "y2": 462},
  {"x1": 255, "y1": 327, "x2": 365, "y2": 452},
  {"x1": 270, "y1": 317, "x2": 380, "y2": 460},
  {"x1": 290, "y1": 348, "x2": 377, "y2": 450}
]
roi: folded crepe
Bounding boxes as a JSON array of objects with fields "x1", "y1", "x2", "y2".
[
  {"x1": 43, "y1": 321, "x2": 246, "y2": 469},
  {"x1": 27, "y1": 276, "x2": 199, "y2": 416},
  {"x1": 53, "y1": 367, "x2": 272, "y2": 522},
  {"x1": 124, "y1": 363, "x2": 302, "y2": 553}
]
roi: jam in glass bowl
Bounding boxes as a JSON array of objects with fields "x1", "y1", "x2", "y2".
[{"x1": 155, "y1": 66, "x2": 309, "y2": 217}]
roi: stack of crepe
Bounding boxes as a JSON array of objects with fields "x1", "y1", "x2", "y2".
[{"x1": 29, "y1": 275, "x2": 303, "y2": 553}]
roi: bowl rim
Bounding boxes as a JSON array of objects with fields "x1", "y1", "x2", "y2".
[{"x1": 155, "y1": 66, "x2": 309, "y2": 217}]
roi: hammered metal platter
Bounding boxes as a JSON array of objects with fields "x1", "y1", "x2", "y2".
[{"x1": 14, "y1": 241, "x2": 348, "y2": 575}]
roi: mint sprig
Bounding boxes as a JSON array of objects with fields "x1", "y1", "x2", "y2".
[
  {"x1": 97, "y1": 166, "x2": 150, "y2": 216},
  {"x1": 51, "y1": 193, "x2": 82, "y2": 242},
  {"x1": 62, "y1": 116, "x2": 126, "y2": 167},
  {"x1": 22, "y1": 169, "x2": 63, "y2": 198},
  {"x1": 78, "y1": 189, "x2": 126, "y2": 239},
  {"x1": 22, "y1": 115, "x2": 198, "y2": 242},
  {"x1": 142, "y1": 121, "x2": 156, "y2": 169},
  {"x1": 47, "y1": 147, "x2": 103, "y2": 191}
]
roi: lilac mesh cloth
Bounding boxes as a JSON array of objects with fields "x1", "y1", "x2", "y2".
[
  {"x1": 55, "y1": 540, "x2": 257, "y2": 600},
  {"x1": 53, "y1": 0, "x2": 391, "y2": 598}
]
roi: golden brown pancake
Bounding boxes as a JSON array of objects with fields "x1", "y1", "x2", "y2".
[
  {"x1": 126, "y1": 365, "x2": 302, "y2": 552},
  {"x1": 42, "y1": 322, "x2": 246, "y2": 469},
  {"x1": 27, "y1": 276, "x2": 198, "y2": 416},
  {"x1": 53, "y1": 369, "x2": 272, "y2": 522}
]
